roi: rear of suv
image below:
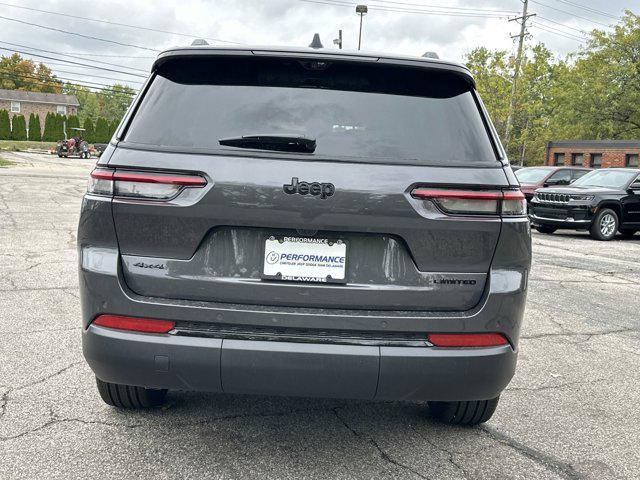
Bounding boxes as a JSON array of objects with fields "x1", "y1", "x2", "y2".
[{"x1": 79, "y1": 46, "x2": 531, "y2": 425}]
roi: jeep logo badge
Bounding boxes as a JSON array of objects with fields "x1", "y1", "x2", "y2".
[{"x1": 283, "y1": 177, "x2": 335, "y2": 199}]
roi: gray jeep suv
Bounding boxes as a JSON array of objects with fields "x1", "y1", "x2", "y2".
[{"x1": 79, "y1": 45, "x2": 530, "y2": 425}]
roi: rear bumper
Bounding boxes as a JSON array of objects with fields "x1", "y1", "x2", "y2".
[{"x1": 84, "y1": 325, "x2": 516, "y2": 401}]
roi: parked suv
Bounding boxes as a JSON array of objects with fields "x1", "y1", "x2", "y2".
[
  {"x1": 530, "y1": 168, "x2": 640, "y2": 240},
  {"x1": 79, "y1": 45, "x2": 531, "y2": 425},
  {"x1": 515, "y1": 166, "x2": 591, "y2": 201}
]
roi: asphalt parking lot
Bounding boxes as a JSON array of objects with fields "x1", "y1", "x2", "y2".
[{"x1": 1, "y1": 151, "x2": 639, "y2": 480}]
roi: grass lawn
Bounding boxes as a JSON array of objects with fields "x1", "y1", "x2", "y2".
[
  {"x1": 0, "y1": 140, "x2": 58, "y2": 151},
  {"x1": 0, "y1": 157, "x2": 16, "y2": 167}
]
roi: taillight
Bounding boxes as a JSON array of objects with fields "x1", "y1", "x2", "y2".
[
  {"x1": 411, "y1": 188, "x2": 526, "y2": 217},
  {"x1": 501, "y1": 190, "x2": 527, "y2": 216},
  {"x1": 87, "y1": 168, "x2": 206, "y2": 200},
  {"x1": 428, "y1": 333, "x2": 509, "y2": 347},
  {"x1": 93, "y1": 314, "x2": 175, "y2": 333}
]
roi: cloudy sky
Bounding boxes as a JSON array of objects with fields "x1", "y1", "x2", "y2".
[{"x1": 0, "y1": 0, "x2": 636, "y2": 93}]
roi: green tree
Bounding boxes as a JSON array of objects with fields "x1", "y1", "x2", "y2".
[
  {"x1": 63, "y1": 83, "x2": 135, "y2": 124},
  {"x1": 94, "y1": 117, "x2": 110, "y2": 143},
  {"x1": 42, "y1": 112, "x2": 55, "y2": 141},
  {"x1": 465, "y1": 11, "x2": 640, "y2": 165},
  {"x1": 66, "y1": 114, "x2": 80, "y2": 131},
  {"x1": 109, "y1": 118, "x2": 119, "y2": 139},
  {"x1": 83, "y1": 117, "x2": 95, "y2": 143},
  {"x1": 0, "y1": 109, "x2": 10, "y2": 140},
  {"x1": 55, "y1": 114, "x2": 66, "y2": 139},
  {"x1": 557, "y1": 11, "x2": 640, "y2": 139},
  {"x1": 465, "y1": 47, "x2": 512, "y2": 138},
  {"x1": 0, "y1": 53, "x2": 62, "y2": 92},
  {"x1": 27, "y1": 113, "x2": 42, "y2": 141},
  {"x1": 10, "y1": 114, "x2": 27, "y2": 140}
]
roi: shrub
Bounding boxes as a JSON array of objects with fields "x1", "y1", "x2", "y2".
[
  {"x1": 109, "y1": 118, "x2": 119, "y2": 139},
  {"x1": 66, "y1": 115, "x2": 80, "y2": 136},
  {"x1": 28, "y1": 113, "x2": 42, "y2": 141},
  {"x1": 83, "y1": 117, "x2": 95, "y2": 143},
  {"x1": 0, "y1": 109, "x2": 10, "y2": 140},
  {"x1": 10, "y1": 114, "x2": 27, "y2": 141},
  {"x1": 55, "y1": 114, "x2": 66, "y2": 139},
  {"x1": 95, "y1": 117, "x2": 110, "y2": 143},
  {"x1": 42, "y1": 112, "x2": 56, "y2": 141}
]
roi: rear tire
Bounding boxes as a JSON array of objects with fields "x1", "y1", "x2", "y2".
[
  {"x1": 589, "y1": 208, "x2": 618, "y2": 241},
  {"x1": 535, "y1": 225, "x2": 557, "y2": 234},
  {"x1": 428, "y1": 397, "x2": 499, "y2": 426},
  {"x1": 96, "y1": 377, "x2": 167, "y2": 409}
]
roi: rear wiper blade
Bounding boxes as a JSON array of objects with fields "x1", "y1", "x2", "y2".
[{"x1": 219, "y1": 134, "x2": 316, "y2": 153}]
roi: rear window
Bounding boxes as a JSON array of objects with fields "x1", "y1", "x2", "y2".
[{"x1": 124, "y1": 56, "x2": 497, "y2": 166}]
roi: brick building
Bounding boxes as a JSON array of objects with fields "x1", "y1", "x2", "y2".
[
  {"x1": 0, "y1": 88, "x2": 80, "y2": 135},
  {"x1": 544, "y1": 140, "x2": 640, "y2": 169}
]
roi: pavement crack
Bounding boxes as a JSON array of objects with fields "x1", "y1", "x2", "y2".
[
  {"x1": 507, "y1": 377, "x2": 608, "y2": 393},
  {"x1": 333, "y1": 407, "x2": 429, "y2": 479},
  {"x1": 0, "y1": 390, "x2": 8, "y2": 419},
  {"x1": 478, "y1": 426, "x2": 584, "y2": 480},
  {"x1": 409, "y1": 425, "x2": 470, "y2": 479},
  {"x1": 521, "y1": 328, "x2": 637, "y2": 341},
  {"x1": 0, "y1": 362, "x2": 82, "y2": 426},
  {"x1": 14, "y1": 361, "x2": 83, "y2": 393}
]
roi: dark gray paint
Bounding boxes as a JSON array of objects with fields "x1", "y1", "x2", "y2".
[
  {"x1": 79, "y1": 46, "x2": 531, "y2": 402},
  {"x1": 84, "y1": 326, "x2": 515, "y2": 401},
  {"x1": 121, "y1": 228, "x2": 487, "y2": 311}
]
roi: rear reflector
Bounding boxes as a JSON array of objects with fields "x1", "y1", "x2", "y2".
[
  {"x1": 411, "y1": 188, "x2": 526, "y2": 216},
  {"x1": 93, "y1": 314, "x2": 175, "y2": 333},
  {"x1": 428, "y1": 333, "x2": 509, "y2": 347},
  {"x1": 88, "y1": 169, "x2": 206, "y2": 200}
]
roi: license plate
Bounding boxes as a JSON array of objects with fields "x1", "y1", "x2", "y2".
[{"x1": 262, "y1": 237, "x2": 347, "y2": 283}]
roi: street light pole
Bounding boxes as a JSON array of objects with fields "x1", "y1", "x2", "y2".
[{"x1": 356, "y1": 5, "x2": 368, "y2": 50}]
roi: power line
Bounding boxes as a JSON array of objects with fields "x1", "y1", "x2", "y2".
[
  {"x1": 0, "y1": 67, "x2": 138, "y2": 92},
  {"x1": 0, "y1": 47, "x2": 148, "y2": 80},
  {"x1": 0, "y1": 68, "x2": 140, "y2": 92},
  {"x1": 536, "y1": 16, "x2": 589, "y2": 35},
  {"x1": 529, "y1": 0, "x2": 611, "y2": 27},
  {"x1": 553, "y1": 0, "x2": 621, "y2": 20},
  {"x1": 0, "y1": 1, "x2": 243, "y2": 45},
  {"x1": 45, "y1": 67, "x2": 144, "y2": 85},
  {"x1": 531, "y1": 22, "x2": 585, "y2": 41},
  {"x1": 360, "y1": 0, "x2": 518, "y2": 14},
  {"x1": 298, "y1": 0, "x2": 509, "y2": 18},
  {"x1": 23, "y1": 60, "x2": 147, "y2": 85},
  {"x1": 0, "y1": 42, "x2": 148, "y2": 77},
  {"x1": 0, "y1": 40, "x2": 149, "y2": 72},
  {"x1": 0, "y1": 14, "x2": 160, "y2": 52},
  {"x1": 0, "y1": 73, "x2": 138, "y2": 97},
  {"x1": 49, "y1": 53, "x2": 155, "y2": 59},
  {"x1": 36, "y1": 61, "x2": 147, "y2": 82}
]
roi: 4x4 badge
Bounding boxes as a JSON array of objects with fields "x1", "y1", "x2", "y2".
[{"x1": 283, "y1": 177, "x2": 335, "y2": 199}]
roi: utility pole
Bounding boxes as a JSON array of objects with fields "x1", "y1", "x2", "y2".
[
  {"x1": 333, "y1": 29, "x2": 343, "y2": 49},
  {"x1": 356, "y1": 5, "x2": 368, "y2": 50},
  {"x1": 504, "y1": 0, "x2": 535, "y2": 163}
]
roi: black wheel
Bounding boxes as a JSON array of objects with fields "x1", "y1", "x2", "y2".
[
  {"x1": 428, "y1": 397, "x2": 499, "y2": 426},
  {"x1": 619, "y1": 229, "x2": 637, "y2": 238},
  {"x1": 535, "y1": 225, "x2": 557, "y2": 234},
  {"x1": 96, "y1": 377, "x2": 167, "y2": 409},
  {"x1": 589, "y1": 208, "x2": 618, "y2": 241}
]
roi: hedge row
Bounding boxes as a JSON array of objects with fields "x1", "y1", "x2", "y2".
[{"x1": 0, "y1": 110, "x2": 120, "y2": 143}]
